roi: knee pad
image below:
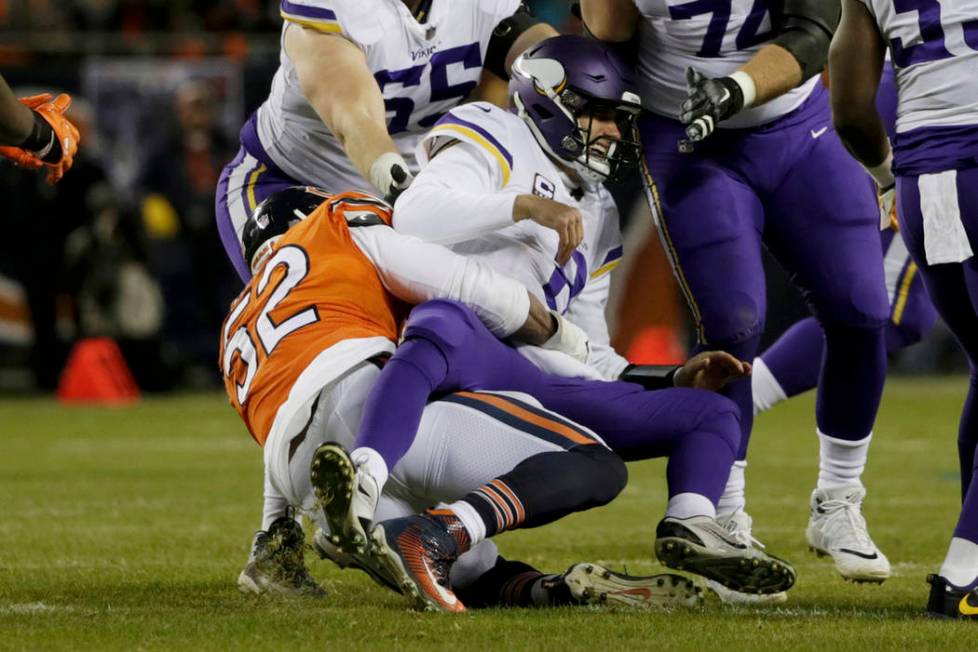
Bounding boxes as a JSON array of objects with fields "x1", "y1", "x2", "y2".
[
  {"x1": 403, "y1": 299, "x2": 482, "y2": 355},
  {"x1": 575, "y1": 444, "x2": 629, "y2": 504},
  {"x1": 695, "y1": 290, "x2": 764, "y2": 353}
]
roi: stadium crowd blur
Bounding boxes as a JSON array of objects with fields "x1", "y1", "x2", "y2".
[{"x1": 0, "y1": 0, "x2": 962, "y2": 393}]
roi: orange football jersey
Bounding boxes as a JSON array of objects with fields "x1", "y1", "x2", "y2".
[{"x1": 219, "y1": 192, "x2": 409, "y2": 446}]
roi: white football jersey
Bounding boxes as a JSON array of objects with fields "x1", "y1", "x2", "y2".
[
  {"x1": 256, "y1": 0, "x2": 521, "y2": 193},
  {"x1": 858, "y1": 0, "x2": 978, "y2": 134},
  {"x1": 632, "y1": 0, "x2": 818, "y2": 127},
  {"x1": 412, "y1": 103, "x2": 628, "y2": 378}
]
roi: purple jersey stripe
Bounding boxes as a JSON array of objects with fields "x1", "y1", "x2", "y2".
[
  {"x1": 601, "y1": 245, "x2": 624, "y2": 266},
  {"x1": 280, "y1": 0, "x2": 336, "y2": 21},
  {"x1": 436, "y1": 112, "x2": 514, "y2": 168}
]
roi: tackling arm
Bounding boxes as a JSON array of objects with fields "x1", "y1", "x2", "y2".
[
  {"x1": 285, "y1": 26, "x2": 411, "y2": 199},
  {"x1": 828, "y1": 0, "x2": 890, "y2": 178}
]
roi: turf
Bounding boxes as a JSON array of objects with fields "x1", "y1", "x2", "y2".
[{"x1": 1, "y1": 377, "x2": 974, "y2": 650}]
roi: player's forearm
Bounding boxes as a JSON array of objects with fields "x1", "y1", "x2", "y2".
[
  {"x1": 581, "y1": 0, "x2": 639, "y2": 42},
  {"x1": 737, "y1": 45, "x2": 802, "y2": 108},
  {"x1": 314, "y1": 94, "x2": 398, "y2": 185},
  {"x1": 511, "y1": 294, "x2": 559, "y2": 345},
  {"x1": 0, "y1": 77, "x2": 35, "y2": 146}
]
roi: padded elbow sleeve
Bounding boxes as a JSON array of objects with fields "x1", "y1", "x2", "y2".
[
  {"x1": 484, "y1": 3, "x2": 540, "y2": 80},
  {"x1": 772, "y1": 0, "x2": 841, "y2": 82}
]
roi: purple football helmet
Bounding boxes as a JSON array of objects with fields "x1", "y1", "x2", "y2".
[{"x1": 509, "y1": 35, "x2": 642, "y2": 183}]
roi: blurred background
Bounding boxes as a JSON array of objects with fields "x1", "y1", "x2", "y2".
[{"x1": 0, "y1": 0, "x2": 962, "y2": 394}]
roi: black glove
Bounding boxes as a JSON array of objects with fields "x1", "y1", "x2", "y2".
[{"x1": 678, "y1": 67, "x2": 745, "y2": 151}]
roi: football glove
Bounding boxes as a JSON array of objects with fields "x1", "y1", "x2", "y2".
[
  {"x1": 678, "y1": 68, "x2": 746, "y2": 151},
  {"x1": 0, "y1": 93, "x2": 79, "y2": 184},
  {"x1": 541, "y1": 311, "x2": 590, "y2": 364},
  {"x1": 369, "y1": 151, "x2": 414, "y2": 203}
]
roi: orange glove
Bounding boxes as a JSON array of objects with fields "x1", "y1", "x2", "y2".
[{"x1": 0, "y1": 93, "x2": 80, "y2": 184}]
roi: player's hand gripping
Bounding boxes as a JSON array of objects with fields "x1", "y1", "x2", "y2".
[
  {"x1": 513, "y1": 194, "x2": 584, "y2": 266},
  {"x1": 673, "y1": 350, "x2": 751, "y2": 392},
  {"x1": 0, "y1": 93, "x2": 79, "y2": 184},
  {"x1": 678, "y1": 67, "x2": 745, "y2": 151}
]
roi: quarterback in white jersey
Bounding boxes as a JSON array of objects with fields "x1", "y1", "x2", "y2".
[
  {"x1": 830, "y1": 0, "x2": 978, "y2": 620},
  {"x1": 215, "y1": 0, "x2": 556, "y2": 281}
]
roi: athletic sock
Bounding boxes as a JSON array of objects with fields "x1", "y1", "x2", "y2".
[
  {"x1": 666, "y1": 492, "x2": 716, "y2": 519},
  {"x1": 716, "y1": 460, "x2": 747, "y2": 519},
  {"x1": 939, "y1": 537, "x2": 978, "y2": 588},
  {"x1": 261, "y1": 469, "x2": 291, "y2": 531},
  {"x1": 817, "y1": 429, "x2": 871, "y2": 490},
  {"x1": 751, "y1": 358, "x2": 788, "y2": 415}
]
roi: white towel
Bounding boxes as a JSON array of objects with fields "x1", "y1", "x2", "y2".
[{"x1": 919, "y1": 170, "x2": 974, "y2": 265}]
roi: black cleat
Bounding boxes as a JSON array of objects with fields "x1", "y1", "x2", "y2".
[
  {"x1": 926, "y1": 574, "x2": 978, "y2": 620},
  {"x1": 237, "y1": 516, "x2": 326, "y2": 597}
]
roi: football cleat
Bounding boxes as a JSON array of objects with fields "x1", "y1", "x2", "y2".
[
  {"x1": 312, "y1": 527, "x2": 401, "y2": 593},
  {"x1": 704, "y1": 510, "x2": 787, "y2": 604},
  {"x1": 654, "y1": 515, "x2": 796, "y2": 595},
  {"x1": 237, "y1": 516, "x2": 326, "y2": 597},
  {"x1": 806, "y1": 485, "x2": 890, "y2": 583},
  {"x1": 368, "y1": 514, "x2": 465, "y2": 612},
  {"x1": 926, "y1": 574, "x2": 978, "y2": 620},
  {"x1": 310, "y1": 443, "x2": 379, "y2": 555},
  {"x1": 561, "y1": 563, "x2": 703, "y2": 609}
]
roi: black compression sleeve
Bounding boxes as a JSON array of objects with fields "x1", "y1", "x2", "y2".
[
  {"x1": 618, "y1": 364, "x2": 680, "y2": 391},
  {"x1": 771, "y1": 0, "x2": 841, "y2": 82},
  {"x1": 484, "y1": 3, "x2": 540, "y2": 80}
]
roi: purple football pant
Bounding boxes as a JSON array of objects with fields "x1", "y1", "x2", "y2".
[
  {"x1": 640, "y1": 84, "x2": 889, "y2": 459},
  {"x1": 215, "y1": 113, "x2": 300, "y2": 282},
  {"x1": 355, "y1": 300, "x2": 741, "y2": 504},
  {"x1": 897, "y1": 167, "x2": 978, "y2": 544},
  {"x1": 760, "y1": 227, "x2": 938, "y2": 399}
]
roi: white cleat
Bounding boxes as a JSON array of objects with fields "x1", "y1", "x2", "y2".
[
  {"x1": 806, "y1": 485, "x2": 890, "y2": 584},
  {"x1": 309, "y1": 443, "x2": 380, "y2": 555},
  {"x1": 704, "y1": 510, "x2": 787, "y2": 605}
]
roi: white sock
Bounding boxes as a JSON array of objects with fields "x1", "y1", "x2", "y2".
[
  {"x1": 666, "y1": 492, "x2": 716, "y2": 519},
  {"x1": 443, "y1": 500, "x2": 486, "y2": 547},
  {"x1": 751, "y1": 357, "x2": 787, "y2": 416},
  {"x1": 351, "y1": 446, "x2": 390, "y2": 489},
  {"x1": 939, "y1": 537, "x2": 978, "y2": 587},
  {"x1": 817, "y1": 430, "x2": 871, "y2": 490},
  {"x1": 261, "y1": 467, "x2": 291, "y2": 531},
  {"x1": 716, "y1": 461, "x2": 747, "y2": 519}
]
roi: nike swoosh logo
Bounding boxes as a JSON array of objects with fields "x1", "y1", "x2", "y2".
[
  {"x1": 475, "y1": 105, "x2": 491, "y2": 113},
  {"x1": 810, "y1": 127, "x2": 828, "y2": 139},
  {"x1": 960, "y1": 593, "x2": 978, "y2": 616},
  {"x1": 838, "y1": 548, "x2": 879, "y2": 560},
  {"x1": 422, "y1": 557, "x2": 459, "y2": 607}
]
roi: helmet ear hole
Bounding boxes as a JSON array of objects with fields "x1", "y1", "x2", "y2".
[{"x1": 532, "y1": 104, "x2": 554, "y2": 121}]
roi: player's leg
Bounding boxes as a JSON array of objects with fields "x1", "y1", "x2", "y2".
[
  {"x1": 364, "y1": 393, "x2": 628, "y2": 611},
  {"x1": 762, "y1": 110, "x2": 891, "y2": 583},
  {"x1": 897, "y1": 170, "x2": 978, "y2": 617},
  {"x1": 753, "y1": 229, "x2": 938, "y2": 415},
  {"x1": 215, "y1": 117, "x2": 299, "y2": 282}
]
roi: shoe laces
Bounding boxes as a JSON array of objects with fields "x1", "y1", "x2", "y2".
[
  {"x1": 816, "y1": 494, "x2": 875, "y2": 550},
  {"x1": 720, "y1": 511, "x2": 765, "y2": 550}
]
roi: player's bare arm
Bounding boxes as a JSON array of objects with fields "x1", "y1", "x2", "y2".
[
  {"x1": 285, "y1": 25, "x2": 410, "y2": 199},
  {"x1": 580, "y1": 0, "x2": 640, "y2": 42},
  {"x1": 829, "y1": 0, "x2": 890, "y2": 177},
  {"x1": 681, "y1": 0, "x2": 841, "y2": 144}
]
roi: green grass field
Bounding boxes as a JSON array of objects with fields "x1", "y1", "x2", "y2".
[{"x1": 1, "y1": 377, "x2": 974, "y2": 650}]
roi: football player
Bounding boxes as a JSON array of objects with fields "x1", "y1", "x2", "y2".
[
  {"x1": 753, "y1": 62, "x2": 938, "y2": 415},
  {"x1": 0, "y1": 76, "x2": 79, "y2": 184},
  {"x1": 221, "y1": 187, "x2": 701, "y2": 612},
  {"x1": 583, "y1": 0, "x2": 893, "y2": 594},
  {"x1": 362, "y1": 35, "x2": 798, "y2": 598},
  {"x1": 830, "y1": 0, "x2": 978, "y2": 620},
  {"x1": 215, "y1": 0, "x2": 556, "y2": 282}
]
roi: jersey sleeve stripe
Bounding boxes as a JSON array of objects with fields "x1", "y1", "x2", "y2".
[
  {"x1": 280, "y1": 0, "x2": 341, "y2": 31},
  {"x1": 591, "y1": 245, "x2": 623, "y2": 278},
  {"x1": 431, "y1": 115, "x2": 513, "y2": 186}
]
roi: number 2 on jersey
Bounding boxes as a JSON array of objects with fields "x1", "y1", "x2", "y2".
[{"x1": 222, "y1": 245, "x2": 319, "y2": 405}]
